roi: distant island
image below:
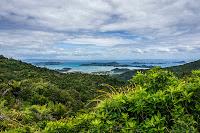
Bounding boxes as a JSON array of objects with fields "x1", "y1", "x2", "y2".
[
  {"x1": 173, "y1": 61, "x2": 186, "y2": 64},
  {"x1": 111, "y1": 68, "x2": 130, "y2": 73},
  {"x1": 132, "y1": 62, "x2": 166, "y2": 65},
  {"x1": 91, "y1": 68, "x2": 131, "y2": 75},
  {"x1": 56, "y1": 67, "x2": 71, "y2": 72},
  {"x1": 35, "y1": 62, "x2": 63, "y2": 65},
  {"x1": 80, "y1": 62, "x2": 131, "y2": 67},
  {"x1": 132, "y1": 65, "x2": 154, "y2": 68},
  {"x1": 132, "y1": 61, "x2": 186, "y2": 65}
]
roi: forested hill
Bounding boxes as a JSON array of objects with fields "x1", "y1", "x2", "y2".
[
  {"x1": 0, "y1": 55, "x2": 124, "y2": 107},
  {"x1": 44, "y1": 68, "x2": 200, "y2": 133},
  {"x1": 115, "y1": 59, "x2": 200, "y2": 81},
  {"x1": 166, "y1": 59, "x2": 200, "y2": 76},
  {"x1": 0, "y1": 55, "x2": 124, "y2": 132},
  {"x1": 1, "y1": 55, "x2": 200, "y2": 132}
]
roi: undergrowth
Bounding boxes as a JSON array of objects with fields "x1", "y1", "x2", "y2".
[{"x1": 43, "y1": 68, "x2": 200, "y2": 133}]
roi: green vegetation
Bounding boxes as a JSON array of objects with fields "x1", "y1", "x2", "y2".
[
  {"x1": 44, "y1": 68, "x2": 200, "y2": 133},
  {"x1": 166, "y1": 59, "x2": 200, "y2": 77},
  {"x1": 113, "y1": 69, "x2": 139, "y2": 81},
  {"x1": 0, "y1": 55, "x2": 200, "y2": 132},
  {"x1": 115, "y1": 60, "x2": 200, "y2": 81},
  {"x1": 0, "y1": 55, "x2": 124, "y2": 132}
]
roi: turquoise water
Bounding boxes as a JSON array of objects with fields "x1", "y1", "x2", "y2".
[{"x1": 24, "y1": 59, "x2": 190, "y2": 73}]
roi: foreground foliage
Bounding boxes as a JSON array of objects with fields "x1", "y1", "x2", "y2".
[
  {"x1": 0, "y1": 55, "x2": 200, "y2": 132},
  {"x1": 0, "y1": 56, "x2": 124, "y2": 132},
  {"x1": 45, "y1": 68, "x2": 200, "y2": 133}
]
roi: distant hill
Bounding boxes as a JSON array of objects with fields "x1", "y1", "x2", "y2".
[
  {"x1": 80, "y1": 61, "x2": 131, "y2": 67},
  {"x1": 166, "y1": 59, "x2": 200, "y2": 76},
  {"x1": 113, "y1": 69, "x2": 142, "y2": 81},
  {"x1": 0, "y1": 55, "x2": 124, "y2": 112},
  {"x1": 115, "y1": 59, "x2": 200, "y2": 80}
]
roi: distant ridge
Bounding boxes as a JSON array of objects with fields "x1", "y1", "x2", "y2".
[
  {"x1": 0, "y1": 55, "x2": 124, "y2": 111},
  {"x1": 166, "y1": 59, "x2": 200, "y2": 76},
  {"x1": 115, "y1": 59, "x2": 200, "y2": 80}
]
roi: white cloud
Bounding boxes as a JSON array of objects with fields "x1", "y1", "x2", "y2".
[
  {"x1": 0, "y1": 0, "x2": 200, "y2": 59},
  {"x1": 0, "y1": 0, "x2": 112, "y2": 31}
]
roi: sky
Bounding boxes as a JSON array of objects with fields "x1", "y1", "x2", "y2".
[{"x1": 0, "y1": 0, "x2": 200, "y2": 60}]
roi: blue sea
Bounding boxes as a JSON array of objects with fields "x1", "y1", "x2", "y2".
[{"x1": 24, "y1": 59, "x2": 192, "y2": 73}]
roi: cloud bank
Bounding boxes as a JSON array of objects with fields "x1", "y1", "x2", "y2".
[{"x1": 0, "y1": 0, "x2": 200, "y2": 59}]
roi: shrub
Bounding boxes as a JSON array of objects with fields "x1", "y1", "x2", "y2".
[{"x1": 44, "y1": 69, "x2": 200, "y2": 132}]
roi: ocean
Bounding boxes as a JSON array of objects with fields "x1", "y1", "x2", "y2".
[{"x1": 24, "y1": 59, "x2": 191, "y2": 73}]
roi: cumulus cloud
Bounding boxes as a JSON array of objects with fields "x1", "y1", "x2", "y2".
[{"x1": 0, "y1": 0, "x2": 200, "y2": 59}]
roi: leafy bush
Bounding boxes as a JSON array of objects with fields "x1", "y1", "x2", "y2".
[
  {"x1": 1, "y1": 56, "x2": 200, "y2": 132},
  {"x1": 129, "y1": 67, "x2": 179, "y2": 92},
  {"x1": 0, "y1": 56, "x2": 125, "y2": 132},
  {"x1": 44, "y1": 69, "x2": 200, "y2": 133}
]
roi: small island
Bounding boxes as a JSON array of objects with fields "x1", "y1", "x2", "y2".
[
  {"x1": 35, "y1": 62, "x2": 63, "y2": 65},
  {"x1": 56, "y1": 67, "x2": 72, "y2": 72},
  {"x1": 173, "y1": 61, "x2": 186, "y2": 64},
  {"x1": 80, "y1": 62, "x2": 131, "y2": 67},
  {"x1": 111, "y1": 68, "x2": 130, "y2": 73},
  {"x1": 132, "y1": 62, "x2": 166, "y2": 65},
  {"x1": 132, "y1": 65, "x2": 154, "y2": 68}
]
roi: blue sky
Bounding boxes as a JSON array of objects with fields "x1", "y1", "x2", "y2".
[{"x1": 0, "y1": 0, "x2": 200, "y2": 60}]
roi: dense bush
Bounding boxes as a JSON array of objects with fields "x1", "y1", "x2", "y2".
[
  {"x1": 129, "y1": 67, "x2": 179, "y2": 92},
  {"x1": 0, "y1": 56, "x2": 124, "y2": 132},
  {"x1": 1, "y1": 56, "x2": 200, "y2": 132},
  {"x1": 44, "y1": 68, "x2": 200, "y2": 133}
]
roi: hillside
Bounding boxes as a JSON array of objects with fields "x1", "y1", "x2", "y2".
[
  {"x1": 115, "y1": 60, "x2": 200, "y2": 81},
  {"x1": 1, "y1": 56, "x2": 200, "y2": 132},
  {"x1": 0, "y1": 55, "x2": 124, "y2": 108},
  {"x1": 0, "y1": 55, "x2": 124, "y2": 132},
  {"x1": 166, "y1": 59, "x2": 200, "y2": 76},
  {"x1": 45, "y1": 68, "x2": 200, "y2": 132}
]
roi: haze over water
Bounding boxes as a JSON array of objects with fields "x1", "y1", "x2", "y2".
[{"x1": 25, "y1": 59, "x2": 190, "y2": 73}]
